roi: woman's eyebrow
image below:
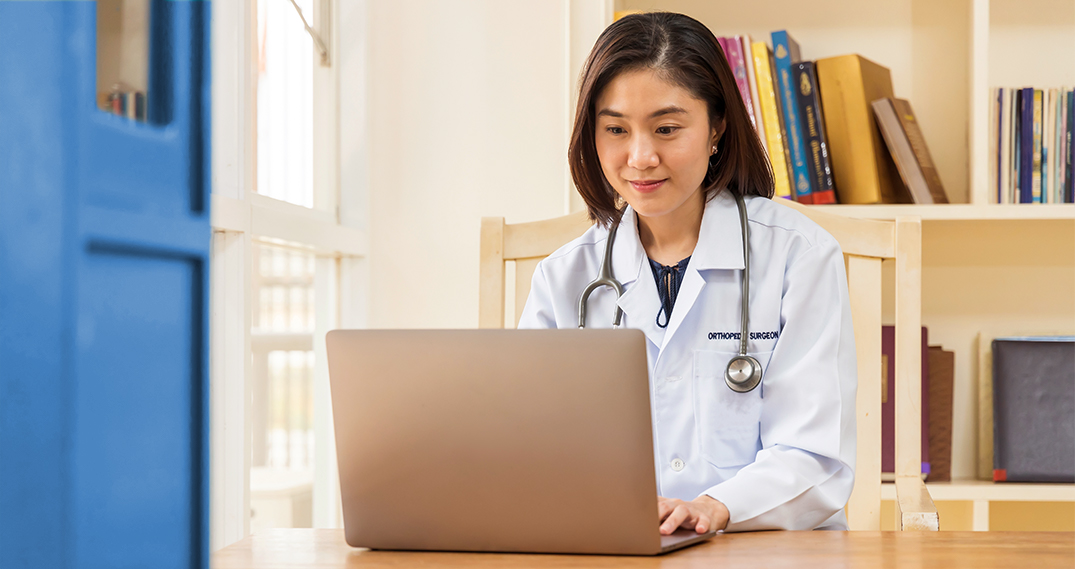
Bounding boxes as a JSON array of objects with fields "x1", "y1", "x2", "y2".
[{"x1": 597, "y1": 105, "x2": 689, "y2": 119}]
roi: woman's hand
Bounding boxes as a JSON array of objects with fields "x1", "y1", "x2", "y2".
[{"x1": 657, "y1": 495, "x2": 730, "y2": 535}]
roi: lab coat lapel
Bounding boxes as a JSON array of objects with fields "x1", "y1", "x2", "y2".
[
  {"x1": 610, "y1": 208, "x2": 665, "y2": 349},
  {"x1": 659, "y1": 192, "x2": 746, "y2": 351}
]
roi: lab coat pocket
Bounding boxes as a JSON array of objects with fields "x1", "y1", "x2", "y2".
[{"x1": 692, "y1": 349, "x2": 772, "y2": 468}]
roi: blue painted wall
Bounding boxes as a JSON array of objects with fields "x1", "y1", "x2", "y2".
[{"x1": 0, "y1": 2, "x2": 211, "y2": 568}]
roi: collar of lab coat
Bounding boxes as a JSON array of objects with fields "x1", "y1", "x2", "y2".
[
  {"x1": 609, "y1": 189, "x2": 746, "y2": 282},
  {"x1": 609, "y1": 189, "x2": 746, "y2": 351}
]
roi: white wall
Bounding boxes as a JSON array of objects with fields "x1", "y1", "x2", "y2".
[{"x1": 362, "y1": 0, "x2": 609, "y2": 329}]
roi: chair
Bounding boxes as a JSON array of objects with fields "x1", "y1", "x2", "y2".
[{"x1": 478, "y1": 200, "x2": 939, "y2": 531}]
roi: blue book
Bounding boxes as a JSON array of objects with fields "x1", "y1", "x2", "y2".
[
  {"x1": 1062, "y1": 89, "x2": 1070, "y2": 203},
  {"x1": 792, "y1": 61, "x2": 836, "y2": 204},
  {"x1": 771, "y1": 30, "x2": 814, "y2": 203},
  {"x1": 1020, "y1": 87, "x2": 1034, "y2": 204}
]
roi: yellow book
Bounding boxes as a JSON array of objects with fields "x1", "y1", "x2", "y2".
[
  {"x1": 815, "y1": 54, "x2": 907, "y2": 204},
  {"x1": 751, "y1": 41, "x2": 792, "y2": 199}
]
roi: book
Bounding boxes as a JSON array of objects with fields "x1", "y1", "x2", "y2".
[
  {"x1": 872, "y1": 98, "x2": 946, "y2": 204},
  {"x1": 890, "y1": 99, "x2": 948, "y2": 204},
  {"x1": 1032, "y1": 89, "x2": 1043, "y2": 203},
  {"x1": 1000, "y1": 88, "x2": 1013, "y2": 204},
  {"x1": 815, "y1": 54, "x2": 906, "y2": 204},
  {"x1": 1020, "y1": 87, "x2": 1033, "y2": 203},
  {"x1": 926, "y1": 346, "x2": 954, "y2": 482},
  {"x1": 740, "y1": 35, "x2": 767, "y2": 153},
  {"x1": 771, "y1": 30, "x2": 814, "y2": 203},
  {"x1": 793, "y1": 62, "x2": 836, "y2": 204},
  {"x1": 992, "y1": 337, "x2": 1075, "y2": 483},
  {"x1": 718, "y1": 37, "x2": 758, "y2": 136},
  {"x1": 1045, "y1": 89, "x2": 1055, "y2": 202},
  {"x1": 751, "y1": 42, "x2": 793, "y2": 199},
  {"x1": 993, "y1": 87, "x2": 1001, "y2": 203},
  {"x1": 881, "y1": 326, "x2": 930, "y2": 478},
  {"x1": 1068, "y1": 90, "x2": 1074, "y2": 202}
]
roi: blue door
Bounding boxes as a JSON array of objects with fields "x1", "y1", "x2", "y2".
[{"x1": 0, "y1": 2, "x2": 211, "y2": 568}]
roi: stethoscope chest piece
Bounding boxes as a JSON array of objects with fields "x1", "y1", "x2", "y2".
[{"x1": 725, "y1": 355, "x2": 762, "y2": 393}]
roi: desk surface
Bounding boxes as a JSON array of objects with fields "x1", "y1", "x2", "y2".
[{"x1": 214, "y1": 529, "x2": 1075, "y2": 568}]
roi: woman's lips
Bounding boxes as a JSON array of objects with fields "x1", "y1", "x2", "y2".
[{"x1": 629, "y1": 179, "x2": 666, "y2": 193}]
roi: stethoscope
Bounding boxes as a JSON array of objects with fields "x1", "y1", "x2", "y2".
[{"x1": 577, "y1": 192, "x2": 762, "y2": 393}]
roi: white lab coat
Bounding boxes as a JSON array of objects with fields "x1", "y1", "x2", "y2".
[{"x1": 518, "y1": 190, "x2": 857, "y2": 532}]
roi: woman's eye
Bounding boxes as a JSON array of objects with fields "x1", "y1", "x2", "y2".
[
  {"x1": 656, "y1": 126, "x2": 678, "y2": 135},
  {"x1": 605, "y1": 126, "x2": 625, "y2": 135}
]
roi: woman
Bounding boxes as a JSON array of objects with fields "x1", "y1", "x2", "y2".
[{"x1": 518, "y1": 13, "x2": 857, "y2": 533}]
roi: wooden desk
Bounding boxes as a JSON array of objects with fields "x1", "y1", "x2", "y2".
[{"x1": 214, "y1": 529, "x2": 1075, "y2": 568}]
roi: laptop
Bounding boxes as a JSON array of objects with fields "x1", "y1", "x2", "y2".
[{"x1": 325, "y1": 328, "x2": 716, "y2": 555}]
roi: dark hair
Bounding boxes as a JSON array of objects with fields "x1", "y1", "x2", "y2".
[{"x1": 568, "y1": 12, "x2": 774, "y2": 227}]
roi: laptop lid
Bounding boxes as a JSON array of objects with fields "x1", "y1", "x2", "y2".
[{"x1": 326, "y1": 329, "x2": 701, "y2": 555}]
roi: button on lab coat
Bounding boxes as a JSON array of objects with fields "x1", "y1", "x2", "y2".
[{"x1": 518, "y1": 191, "x2": 857, "y2": 531}]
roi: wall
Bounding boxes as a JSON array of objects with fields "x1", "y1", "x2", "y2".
[{"x1": 362, "y1": 0, "x2": 607, "y2": 329}]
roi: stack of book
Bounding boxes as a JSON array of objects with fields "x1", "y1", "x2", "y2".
[
  {"x1": 98, "y1": 84, "x2": 147, "y2": 122},
  {"x1": 718, "y1": 31, "x2": 948, "y2": 205},
  {"x1": 990, "y1": 88, "x2": 1075, "y2": 204}
]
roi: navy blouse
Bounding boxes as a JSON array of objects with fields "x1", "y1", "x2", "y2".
[{"x1": 647, "y1": 256, "x2": 691, "y2": 328}]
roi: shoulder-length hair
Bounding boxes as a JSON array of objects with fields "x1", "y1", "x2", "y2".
[{"x1": 568, "y1": 12, "x2": 774, "y2": 227}]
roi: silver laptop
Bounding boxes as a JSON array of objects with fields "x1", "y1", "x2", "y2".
[{"x1": 325, "y1": 329, "x2": 715, "y2": 555}]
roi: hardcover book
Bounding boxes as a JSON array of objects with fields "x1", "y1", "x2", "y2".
[
  {"x1": 992, "y1": 337, "x2": 1075, "y2": 483},
  {"x1": 751, "y1": 41, "x2": 792, "y2": 199},
  {"x1": 740, "y1": 35, "x2": 767, "y2": 151},
  {"x1": 793, "y1": 62, "x2": 836, "y2": 204},
  {"x1": 1032, "y1": 89, "x2": 1043, "y2": 203},
  {"x1": 718, "y1": 37, "x2": 758, "y2": 136},
  {"x1": 872, "y1": 98, "x2": 948, "y2": 204},
  {"x1": 1020, "y1": 87, "x2": 1033, "y2": 203},
  {"x1": 881, "y1": 326, "x2": 930, "y2": 478},
  {"x1": 771, "y1": 30, "x2": 814, "y2": 203},
  {"x1": 815, "y1": 54, "x2": 906, "y2": 204},
  {"x1": 926, "y1": 346, "x2": 954, "y2": 482}
]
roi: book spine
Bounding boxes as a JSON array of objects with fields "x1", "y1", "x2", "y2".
[
  {"x1": 1062, "y1": 89, "x2": 1070, "y2": 203},
  {"x1": 741, "y1": 35, "x2": 766, "y2": 151},
  {"x1": 1000, "y1": 88, "x2": 1012, "y2": 204},
  {"x1": 720, "y1": 37, "x2": 758, "y2": 134},
  {"x1": 771, "y1": 30, "x2": 813, "y2": 203},
  {"x1": 1020, "y1": 87, "x2": 1033, "y2": 203},
  {"x1": 995, "y1": 88, "x2": 1003, "y2": 204},
  {"x1": 1006, "y1": 88, "x2": 1014, "y2": 204},
  {"x1": 1032, "y1": 89, "x2": 1042, "y2": 203},
  {"x1": 1060, "y1": 89, "x2": 1068, "y2": 203},
  {"x1": 794, "y1": 62, "x2": 836, "y2": 204},
  {"x1": 135, "y1": 92, "x2": 146, "y2": 122},
  {"x1": 893, "y1": 98, "x2": 948, "y2": 204},
  {"x1": 751, "y1": 42, "x2": 792, "y2": 199},
  {"x1": 1053, "y1": 88, "x2": 1062, "y2": 203}
]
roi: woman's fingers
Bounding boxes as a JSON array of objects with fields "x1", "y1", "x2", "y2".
[
  {"x1": 659, "y1": 504, "x2": 692, "y2": 535},
  {"x1": 657, "y1": 497, "x2": 676, "y2": 521},
  {"x1": 657, "y1": 501, "x2": 715, "y2": 535},
  {"x1": 695, "y1": 512, "x2": 711, "y2": 534}
]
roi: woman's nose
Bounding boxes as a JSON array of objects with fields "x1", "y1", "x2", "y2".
[{"x1": 626, "y1": 136, "x2": 659, "y2": 171}]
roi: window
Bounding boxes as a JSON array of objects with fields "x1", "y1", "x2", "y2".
[{"x1": 209, "y1": 0, "x2": 366, "y2": 549}]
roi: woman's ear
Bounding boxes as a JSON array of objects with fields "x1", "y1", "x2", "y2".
[{"x1": 711, "y1": 118, "x2": 726, "y2": 148}]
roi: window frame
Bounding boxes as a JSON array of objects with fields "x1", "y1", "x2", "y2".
[{"x1": 209, "y1": 0, "x2": 367, "y2": 550}]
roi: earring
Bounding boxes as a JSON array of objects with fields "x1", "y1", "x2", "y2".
[{"x1": 711, "y1": 145, "x2": 718, "y2": 155}]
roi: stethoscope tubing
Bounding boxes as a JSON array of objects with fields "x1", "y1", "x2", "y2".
[{"x1": 577, "y1": 192, "x2": 762, "y2": 393}]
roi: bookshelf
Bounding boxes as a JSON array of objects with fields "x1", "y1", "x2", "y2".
[{"x1": 616, "y1": 0, "x2": 1075, "y2": 531}]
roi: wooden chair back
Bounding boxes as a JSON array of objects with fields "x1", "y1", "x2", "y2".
[{"x1": 478, "y1": 200, "x2": 939, "y2": 531}]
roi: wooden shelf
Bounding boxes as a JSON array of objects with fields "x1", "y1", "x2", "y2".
[
  {"x1": 882, "y1": 480, "x2": 1075, "y2": 502},
  {"x1": 811, "y1": 203, "x2": 1075, "y2": 221}
]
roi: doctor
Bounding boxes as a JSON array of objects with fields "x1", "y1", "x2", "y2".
[{"x1": 519, "y1": 12, "x2": 857, "y2": 534}]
